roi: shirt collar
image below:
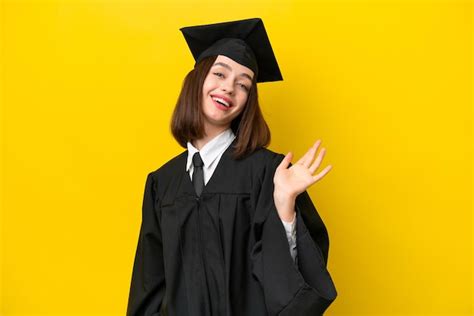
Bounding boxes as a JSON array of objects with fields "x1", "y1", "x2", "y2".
[{"x1": 186, "y1": 128, "x2": 236, "y2": 172}]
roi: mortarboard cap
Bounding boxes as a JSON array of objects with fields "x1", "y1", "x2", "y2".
[{"x1": 179, "y1": 18, "x2": 283, "y2": 83}]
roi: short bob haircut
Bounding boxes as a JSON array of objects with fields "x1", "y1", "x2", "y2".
[{"x1": 170, "y1": 54, "x2": 271, "y2": 160}]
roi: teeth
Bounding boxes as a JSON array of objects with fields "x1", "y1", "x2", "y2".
[{"x1": 212, "y1": 97, "x2": 230, "y2": 107}]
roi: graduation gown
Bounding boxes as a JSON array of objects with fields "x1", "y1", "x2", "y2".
[{"x1": 126, "y1": 139, "x2": 337, "y2": 316}]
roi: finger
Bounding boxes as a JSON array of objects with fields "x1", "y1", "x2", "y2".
[
  {"x1": 312, "y1": 165, "x2": 332, "y2": 183},
  {"x1": 277, "y1": 151, "x2": 293, "y2": 171},
  {"x1": 295, "y1": 139, "x2": 321, "y2": 166},
  {"x1": 294, "y1": 142, "x2": 312, "y2": 165},
  {"x1": 309, "y1": 147, "x2": 326, "y2": 174},
  {"x1": 296, "y1": 140, "x2": 320, "y2": 168},
  {"x1": 304, "y1": 140, "x2": 321, "y2": 168}
]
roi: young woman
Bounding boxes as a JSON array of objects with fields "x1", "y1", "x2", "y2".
[{"x1": 126, "y1": 18, "x2": 337, "y2": 316}]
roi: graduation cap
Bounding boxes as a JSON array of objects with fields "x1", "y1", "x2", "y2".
[{"x1": 179, "y1": 18, "x2": 283, "y2": 83}]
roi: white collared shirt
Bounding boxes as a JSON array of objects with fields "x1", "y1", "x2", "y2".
[
  {"x1": 186, "y1": 128, "x2": 297, "y2": 263},
  {"x1": 186, "y1": 128, "x2": 236, "y2": 186}
]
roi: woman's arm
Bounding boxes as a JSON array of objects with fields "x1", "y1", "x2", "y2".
[
  {"x1": 250, "y1": 143, "x2": 337, "y2": 315},
  {"x1": 274, "y1": 140, "x2": 331, "y2": 266}
]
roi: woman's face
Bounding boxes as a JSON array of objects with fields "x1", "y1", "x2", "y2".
[{"x1": 201, "y1": 54, "x2": 254, "y2": 131}]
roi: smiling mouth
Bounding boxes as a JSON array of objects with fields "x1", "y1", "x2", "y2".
[
  {"x1": 211, "y1": 96, "x2": 232, "y2": 110},
  {"x1": 211, "y1": 95, "x2": 233, "y2": 108}
]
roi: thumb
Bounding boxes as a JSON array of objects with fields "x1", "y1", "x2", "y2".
[{"x1": 277, "y1": 152, "x2": 293, "y2": 171}]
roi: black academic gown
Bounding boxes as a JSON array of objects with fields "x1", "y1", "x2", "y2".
[{"x1": 126, "y1": 139, "x2": 337, "y2": 316}]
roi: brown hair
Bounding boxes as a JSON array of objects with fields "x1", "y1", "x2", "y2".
[{"x1": 170, "y1": 55, "x2": 271, "y2": 160}]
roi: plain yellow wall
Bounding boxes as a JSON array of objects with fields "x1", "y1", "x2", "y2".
[{"x1": 1, "y1": 0, "x2": 472, "y2": 315}]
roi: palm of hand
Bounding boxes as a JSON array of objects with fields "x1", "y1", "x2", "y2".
[{"x1": 273, "y1": 139, "x2": 332, "y2": 199}]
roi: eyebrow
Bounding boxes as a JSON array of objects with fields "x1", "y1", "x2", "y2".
[{"x1": 212, "y1": 62, "x2": 253, "y2": 82}]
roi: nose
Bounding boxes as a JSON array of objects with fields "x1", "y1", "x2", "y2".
[{"x1": 220, "y1": 79, "x2": 234, "y2": 95}]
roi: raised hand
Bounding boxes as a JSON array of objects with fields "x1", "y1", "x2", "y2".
[{"x1": 274, "y1": 139, "x2": 332, "y2": 202}]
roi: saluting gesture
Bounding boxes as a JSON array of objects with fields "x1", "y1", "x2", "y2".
[{"x1": 273, "y1": 139, "x2": 332, "y2": 221}]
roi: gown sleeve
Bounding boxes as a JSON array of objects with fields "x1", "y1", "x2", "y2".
[
  {"x1": 250, "y1": 153, "x2": 337, "y2": 316},
  {"x1": 126, "y1": 172, "x2": 166, "y2": 316}
]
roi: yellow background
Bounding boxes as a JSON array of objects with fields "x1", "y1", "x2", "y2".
[{"x1": 1, "y1": 0, "x2": 472, "y2": 315}]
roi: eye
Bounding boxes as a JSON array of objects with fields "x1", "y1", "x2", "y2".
[
  {"x1": 239, "y1": 83, "x2": 249, "y2": 91},
  {"x1": 213, "y1": 72, "x2": 224, "y2": 78}
]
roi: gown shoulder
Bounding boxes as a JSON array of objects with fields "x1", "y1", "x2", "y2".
[{"x1": 150, "y1": 150, "x2": 188, "y2": 178}]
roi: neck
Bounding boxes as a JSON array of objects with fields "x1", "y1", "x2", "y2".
[{"x1": 193, "y1": 124, "x2": 229, "y2": 151}]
